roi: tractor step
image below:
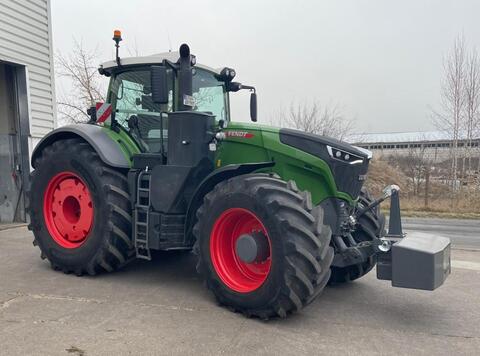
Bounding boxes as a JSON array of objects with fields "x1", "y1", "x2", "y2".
[
  {"x1": 157, "y1": 214, "x2": 186, "y2": 249},
  {"x1": 134, "y1": 170, "x2": 152, "y2": 260}
]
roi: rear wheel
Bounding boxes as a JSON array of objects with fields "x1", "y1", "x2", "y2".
[
  {"x1": 194, "y1": 174, "x2": 334, "y2": 318},
  {"x1": 27, "y1": 138, "x2": 134, "y2": 275},
  {"x1": 329, "y1": 188, "x2": 385, "y2": 284}
]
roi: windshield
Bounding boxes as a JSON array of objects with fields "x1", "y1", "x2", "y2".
[{"x1": 192, "y1": 69, "x2": 229, "y2": 121}]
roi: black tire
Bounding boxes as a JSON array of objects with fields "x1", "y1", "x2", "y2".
[
  {"x1": 329, "y1": 188, "x2": 385, "y2": 284},
  {"x1": 193, "y1": 174, "x2": 334, "y2": 319},
  {"x1": 27, "y1": 138, "x2": 134, "y2": 275}
]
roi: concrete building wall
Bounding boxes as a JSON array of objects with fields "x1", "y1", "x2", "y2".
[
  {"x1": 0, "y1": 0, "x2": 55, "y2": 222},
  {"x1": 352, "y1": 131, "x2": 480, "y2": 164},
  {"x1": 0, "y1": 0, "x2": 56, "y2": 145},
  {"x1": 356, "y1": 139, "x2": 480, "y2": 163}
]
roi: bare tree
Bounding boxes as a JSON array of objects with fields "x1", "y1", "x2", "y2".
[
  {"x1": 403, "y1": 146, "x2": 428, "y2": 196},
  {"x1": 432, "y1": 35, "x2": 466, "y2": 191},
  {"x1": 55, "y1": 40, "x2": 107, "y2": 124},
  {"x1": 271, "y1": 101, "x2": 353, "y2": 140}
]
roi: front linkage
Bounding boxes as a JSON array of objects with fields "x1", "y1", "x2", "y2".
[{"x1": 332, "y1": 185, "x2": 451, "y2": 290}]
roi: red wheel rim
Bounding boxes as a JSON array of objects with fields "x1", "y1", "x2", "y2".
[
  {"x1": 210, "y1": 208, "x2": 272, "y2": 293},
  {"x1": 43, "y1": 171, "x2": 94, "y2": 249}
]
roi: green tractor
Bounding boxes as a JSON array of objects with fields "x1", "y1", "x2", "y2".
[{"x1": 27, "y1": 34, "x2": 451, "y2": 318}]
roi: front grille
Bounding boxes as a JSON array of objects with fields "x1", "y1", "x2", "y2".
[{"x1": 330, "y1": 159, "x2": 369, "y2": 199}]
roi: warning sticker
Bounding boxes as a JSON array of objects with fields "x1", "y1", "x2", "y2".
[{"x1": 183, "y1": 94, "x2": 196, "y2": 107}]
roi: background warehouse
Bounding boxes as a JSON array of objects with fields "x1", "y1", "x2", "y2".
[
  {"x1": 352, "y1": 131, "x2": 480, "y2": 189},
  {"x1": 0, "y1": 0, "x2": 56, "y2": 223}
]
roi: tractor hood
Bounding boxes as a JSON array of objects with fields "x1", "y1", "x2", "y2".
[{"x1": 279, "y1": 128, "x2": 372, "y2": 199}]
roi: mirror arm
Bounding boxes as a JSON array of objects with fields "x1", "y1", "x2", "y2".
[
  {"x1": 225, "y1": 82, "x2": 258, "y2": 122},
  {"x1": 241, "y1": 85, "x2": 256, "y2": 93}
]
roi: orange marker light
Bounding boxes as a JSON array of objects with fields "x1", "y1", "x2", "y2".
[{"x1": 113, "y1": 30, "x2": 122, "y2": 42}]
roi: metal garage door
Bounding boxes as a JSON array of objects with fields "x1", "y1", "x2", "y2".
[{"x1": 0, "y1": 62, "x2": 23, "y2": 223}]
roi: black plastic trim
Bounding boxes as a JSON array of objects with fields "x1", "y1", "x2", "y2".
[{"x1": 31, "y1": 124, "x2": 131, "y2": 169}]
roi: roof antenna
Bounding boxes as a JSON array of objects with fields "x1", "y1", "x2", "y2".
[
  {"x1": 166, "y1": 28, "x2": 172, "y2": 52},
  {"x1": 113, "y1": 29, "x2": 122, "y2": 66}
]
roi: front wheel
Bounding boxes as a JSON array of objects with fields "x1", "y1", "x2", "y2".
[
  {"x1": 193, "y1": 174, "x2": 334, "y2": 319},
  {"x1": 28, "y1": 138, "x2": 134, "y2": 275}
]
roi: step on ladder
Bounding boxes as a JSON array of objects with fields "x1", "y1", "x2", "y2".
[{"x1": 134, "y1": 168, "x2": 152, "y2": 260}]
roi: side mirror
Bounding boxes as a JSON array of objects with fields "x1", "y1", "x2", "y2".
[
  {"x1": 250, "y1": 92, "x2": 257, "y2": 122},
  {"x1": 87, "y1": 106, "x2": 97, "y2": 123},
  {"x1": 151, "y1": 66, "x2": 169, "y2": 104}
]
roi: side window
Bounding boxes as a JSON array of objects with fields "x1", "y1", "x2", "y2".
[
  {"x1": 109, "y1": 69, "x2": 173, "y2": 152},
  {"x1": 192, "y1": 69, "x2": 227, "y2": 121}
]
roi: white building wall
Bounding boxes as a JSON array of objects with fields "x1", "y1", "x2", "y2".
[
  {"x1": 0, "y1": 0, "x2": 56, "y2": 148},
  {"x1": 356, "y1": 139, "x2": 480, "y2": 163}
]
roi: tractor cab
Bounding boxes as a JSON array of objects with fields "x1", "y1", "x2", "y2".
[
  {"x1": 98, "y1": 43, "x2": 256, "y2": 156},
  {"x1": 99, "y1": 58, "x2": 229, "y2": 153}
]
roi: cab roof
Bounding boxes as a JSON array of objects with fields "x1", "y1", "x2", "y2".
[{"x1": 99, "y1": 51, "x2": 221, "y2": 74}]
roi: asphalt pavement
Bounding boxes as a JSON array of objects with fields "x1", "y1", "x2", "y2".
[
  {"x1": 1, "y1": 224, "x2": 480, "y2": 355},
  {"x1": 401, "y1": 217, "x2": 480, "y2": 249}
]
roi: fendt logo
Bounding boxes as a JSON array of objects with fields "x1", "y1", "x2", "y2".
[{"x1": 225, "y1": 131, "x2": 254, "y2": 139}]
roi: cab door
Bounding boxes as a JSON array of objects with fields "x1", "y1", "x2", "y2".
[{"x1": 109, "y1": 67, "x2": 174, "y2": 155}]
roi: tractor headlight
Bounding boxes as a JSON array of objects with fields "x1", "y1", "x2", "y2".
[
  {"x1": 218, "y1": 67, "x2": 236, "y2": 82},
  {"x1": 327, "y1": 146, "x2": 364, "y2": 165}
]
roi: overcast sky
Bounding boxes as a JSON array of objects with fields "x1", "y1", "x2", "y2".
[{"x1": 51, "y1": 0, "x2": 480, "y2": 133}]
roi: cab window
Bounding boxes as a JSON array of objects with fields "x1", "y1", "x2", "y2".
[
  {"x1": 192, "y1": 69, "x2": 228, "y2": 121},
  {"x1": 109, "y1": 69, "x2": 173, "y2": 152}
]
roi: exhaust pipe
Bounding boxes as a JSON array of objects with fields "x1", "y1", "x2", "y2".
[{"x1": 177, "y1": 44, "x2": 194, "y2": 111}]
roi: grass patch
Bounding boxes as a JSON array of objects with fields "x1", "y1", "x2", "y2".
[{"x1": 366, "y1": 159, "x2": 480, "y2": 219}]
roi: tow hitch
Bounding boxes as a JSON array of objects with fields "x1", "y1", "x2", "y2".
[{"x1": 333, "y1": 185, "x2": 451, "y2": 291}]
